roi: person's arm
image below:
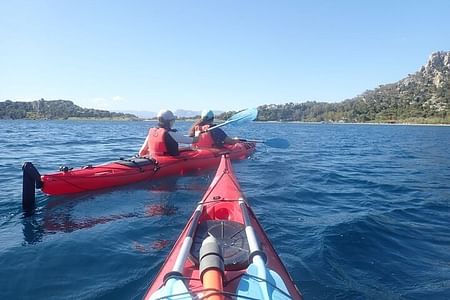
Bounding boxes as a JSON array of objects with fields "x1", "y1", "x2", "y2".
[
  {"x1": 138, "y1": 135, "x2": 150, "y2": 156},
  {"x1": 169, "y1": 131, "x2": 198, "y2": 144},
  {"x1": 224, "y1": 136, "x2": 240, "y2": 144},
  {"x1": 188, "y1": 120, "x2": 201, "y2": 137},
  {"x1": 210, "y1": 127, "x2": 239, "y2": 145}
]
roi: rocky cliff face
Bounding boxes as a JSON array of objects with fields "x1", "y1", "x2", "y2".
[
  {"x1": 354, "y1": 51, "x2": 450, "y2": 116},
  {"x1": 420, "y1": 51, "x2": 450, "y2": 89},
  {"x1": 256, "y1": 51, "x2": 450, "y2": 123}
]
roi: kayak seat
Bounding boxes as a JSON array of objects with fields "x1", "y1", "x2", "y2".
[
  {"x1": 115, "y1": 157, "x2": 157, "y2": 167},
  {"x1": 190, "y1": 220, "x2": 250, "y2": 271}
]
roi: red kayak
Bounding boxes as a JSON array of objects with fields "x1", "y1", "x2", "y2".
[
  {"x1": 144, "y1": 154, "x2": 302, "y2": 300},
  {"x1": 22, "y1": 142, "x2": 255, "y2": 196}
]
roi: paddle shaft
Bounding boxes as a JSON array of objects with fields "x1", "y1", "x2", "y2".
[
  {"x1": 150, "y1": 199, "x2": 207, "y2": 299},
  {"x1": 241, "y1": 138, "x2": 290, "y2": 149},
  {"x1": 206, "y1": 119, "x2": 234, "y2": 131},
  {"x1": 172, "y1": 202, "x2": 204, "y2": 273},
  {"x1": 206, "y1": 108, "x2": 258, "y2": 132},
  {"x1": 239, "y1": 198, "x2": 293, "y2": 300},
  {"x1": 238, "y1": 198, "x2": 263, "y2": 258},
  {"x1": 242, "y1": 139, "x2": 264, "y2": 143}
]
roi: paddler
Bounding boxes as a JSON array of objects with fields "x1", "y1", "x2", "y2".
[
  {"x1": 139, "y1": 109, "x2": 198, "y2": 157},
  {"x1": 188, "y1": 109, "x2": 241, "y2": 148}
]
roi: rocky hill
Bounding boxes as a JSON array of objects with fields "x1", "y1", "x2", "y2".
[
  {"x1": 347, "y1": 51, "x2": 449, "y2": 122},
  {"x1": 257, "y1": 51, "x2": 450, "y2": 123},
  {"x1": 0, "y1": 99, "x2": 139, "y2": 120},
  {"x1": 3, "y1": 52, "x2": 449, "y2": 123}
]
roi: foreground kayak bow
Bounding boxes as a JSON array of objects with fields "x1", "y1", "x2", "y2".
[{"x1": 144, "y1": 154, "x2": 302, "y2": 300}]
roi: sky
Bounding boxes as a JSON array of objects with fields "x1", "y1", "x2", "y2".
[{"x1": 1, "y1": 0, "x2": 449, "y2": 112}]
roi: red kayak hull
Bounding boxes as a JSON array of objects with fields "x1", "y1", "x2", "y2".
[
  {"x1": 41, "y1": 142, "x2": 255, "y2": 195},
  {"x1": 143, "y1": 154, "x2": 302, "y2": 299}
]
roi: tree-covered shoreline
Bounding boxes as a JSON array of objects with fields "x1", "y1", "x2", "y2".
[
  {"x1": 0, "y1": 99, "x2": 138, "y2": 120},
  {"x1": 255, "y1": 52, "x2": 448, "y2": 124},
  {"x1": 2, "y1": 52, "x2": 449, "y2": 124},
  {"x1": 218, "y1": 51, "x2": 449, "y2": 124}
]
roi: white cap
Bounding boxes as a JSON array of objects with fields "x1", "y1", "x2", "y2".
[
  {"x1": 157, "y1": 109, "x2": 176, "y2": 121},
  {"x1": 201, "y1": 109, "x2": 214, "y2": 120}
]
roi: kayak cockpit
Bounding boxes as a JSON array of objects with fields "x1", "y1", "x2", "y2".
[
  {"x1": 115, "y1": 156, "x2": 157, "y2": 167},
  {"x1": 190, "y1": 220, "x2": 250, "y2": 271}
]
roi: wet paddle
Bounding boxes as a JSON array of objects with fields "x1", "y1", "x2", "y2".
[
  {"x1": 206, "y1": 107, "x2": 258, "y2": 131},
  {"x1": 237, "y1": 200, "x2": 292, "y2": 300},
  {"x1": 149, "y1": 202, "x2": 204, "y2": 300},
  {"x1": 243, "y1": 138, "x2": 290, "y2": 149}
]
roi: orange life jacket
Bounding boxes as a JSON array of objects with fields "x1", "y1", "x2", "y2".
[{"x1": 193, "y1": 124, "x2": 215, "y2": 148}]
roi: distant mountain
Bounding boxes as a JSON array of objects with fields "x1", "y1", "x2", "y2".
[
  {"x1": 0, "y1": 99, "x2": 139, "y2": 120},
  {"x1": 257, "y1": 51, "x2": 450, "y2": 124},
  {"x1": 0, "y1": 99, "x2": 227, "y2": 121},
  {"x1": 114, "y1": 109, "x2": 225, "y2": 119},
  {"x1": 116, "y1": 110, "x2": 157, "y2": 119},
  {"x1": 176, "y1": 109, "x2": 225, "y2": 118},
  {"x1": 174, "y1": 109, "x2": 201, "y2": 118}
]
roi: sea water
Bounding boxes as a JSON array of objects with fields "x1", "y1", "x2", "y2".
[{"x1": 0, "y1": 120, "x2": 449, "y2": 299}]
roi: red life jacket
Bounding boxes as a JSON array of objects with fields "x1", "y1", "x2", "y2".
[
  {"x1": 193, "y1": 124, "x2": 215, "y2": 148},
  {"x1": 148, "y1": 127, "x2": 167, "y2": 156}
]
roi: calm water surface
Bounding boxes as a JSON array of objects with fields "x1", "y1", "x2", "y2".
[{"x1": 0, "y1": 120, "x2": 449, "y2": 299}]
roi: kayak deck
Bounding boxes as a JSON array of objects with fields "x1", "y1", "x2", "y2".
[
  {"x1": 144, "y1": 154, "x2": 302, "y2": 300},
  {"x1": 38, "y1": 142, "x2": 256, "y2": 195}
]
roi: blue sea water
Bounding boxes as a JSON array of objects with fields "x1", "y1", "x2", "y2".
[{"x1": 0, "y1": 120, "x2": 449, "y2": 300}]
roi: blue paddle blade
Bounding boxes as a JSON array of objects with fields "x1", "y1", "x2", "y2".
[
  {"x1": 149, "y1": 277, "x2": 193, "y2": 300},
  {"x1": 264, "y1": 138, "x2": 290, "y2": 149},
  {"x1": 237, "y1": 259, "x2": 292, "y2": 300},
  {"x1": 227, "y1": 108, "x2": 258, "y2": 126},
  {"x1": 243, "y1": 138, "x2": 290, "y2": 149},
  {"x1": 206, "y1": 108, "x2": 258, "y2": 132}
]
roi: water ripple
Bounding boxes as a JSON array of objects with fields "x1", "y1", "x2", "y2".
[{"x1": 0, "y1": 120, "x2": 449, "y2": 299}]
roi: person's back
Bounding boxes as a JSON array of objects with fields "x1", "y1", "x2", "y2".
[
  {"x1": 189, "y1": 110, "x2": 240, "y2": 148},
  {"x1": 147, "y1": 127, "x2": 179, "y2": 156},
  {"x1": 191, "y1": 123, "x2": 216, "y2": 148},
  {"x1": 139, "y1": 109, "x2": 196, "y2": 157}
]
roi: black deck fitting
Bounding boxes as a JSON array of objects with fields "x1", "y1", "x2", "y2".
[{"x1": 22, "y1": 162, "x2": 43, "y2": 212}]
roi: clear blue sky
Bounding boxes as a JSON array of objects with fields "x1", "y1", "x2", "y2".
[{"x1": 1, "y1": 0, "x2": 449, "y2": 112}]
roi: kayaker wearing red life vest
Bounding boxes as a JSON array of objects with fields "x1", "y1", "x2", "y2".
[
  {"x1": 188, "y1": 110, "x2": 240, "y2": 148},
  {"x1": 139, "y1": 109, "x2": 198, "y2": 157}
]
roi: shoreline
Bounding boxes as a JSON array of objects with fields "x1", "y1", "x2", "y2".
[
  {"x1": 253, "y1": 120, "x2": 450, "y2": 127},
  {"x1": 1, "y1": 118, "x2": 449, "y2": 126}
]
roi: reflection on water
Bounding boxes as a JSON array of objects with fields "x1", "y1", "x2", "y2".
[
  {"x1": 145, "y1": 203, "x2": 178, "y2": 217},
  {"x1": 5, "y1": 121, "x2": 449, "y2": 299},
  {"x1": 19, "y1": 175, "x2": 205, "y2": 245},
  {"x1": 22, "y1": 212, "x2": 45, "y2": 245}
]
